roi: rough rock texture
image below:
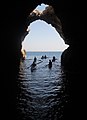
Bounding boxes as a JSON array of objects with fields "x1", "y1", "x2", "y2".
[
  {"x1": 1, "y1": 0, "x2": 86, "y2": 119},
  {"x1": 28, "y1": 5, "x2": 64, "y2": 39}
]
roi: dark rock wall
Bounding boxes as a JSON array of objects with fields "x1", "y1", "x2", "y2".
[
  {"x1": 1, "y1": 0, "x2": 86, "y2": 119},
  {"x1": 55, "y1": 0, "x2": 86, "y2": 72},
  {"x1": 1, "y1": 0, "x2": 86, "y2": 74}
]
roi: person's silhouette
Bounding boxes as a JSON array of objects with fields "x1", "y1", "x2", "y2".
[
  {"x1": 34, "y1": 57, "x2": 37, "y2": 62},
  {"x1": 48, "y1": 60, "x2": 52, "y2": 69},
  {"x1": 52, "y1": 56, "x2": 56, "y2": 62}
]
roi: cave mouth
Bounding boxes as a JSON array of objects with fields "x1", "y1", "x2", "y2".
[
  {"x1": 22, "y1": 19, "x2": 69, "y2": 52},
  {"x1": 21, "y1": 3, "x2": 69, "y2": 55}
]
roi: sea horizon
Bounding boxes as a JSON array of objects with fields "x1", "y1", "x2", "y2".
[
  {"x1": 25, "y1": 50, "x2": 62, "y2": 62},
  {"x1": 16, "y1": 49, "x2": 68, "y2": 120},
  {"x1": 26, "y1": 50, "x2": 63, "y2": 52}
]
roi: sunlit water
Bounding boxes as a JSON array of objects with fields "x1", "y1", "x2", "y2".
[{"x1": 16, "y1": 52, "x2": 69, "y2": 120}]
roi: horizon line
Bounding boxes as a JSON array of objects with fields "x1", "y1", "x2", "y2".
[{"x1": 25, "y1": 50, "x2": 63, "y2": 52}]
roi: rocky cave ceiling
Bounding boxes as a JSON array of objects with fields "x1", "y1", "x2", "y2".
[{"x1": 22, "y1": 5, "x2": 66, "y2": 44}]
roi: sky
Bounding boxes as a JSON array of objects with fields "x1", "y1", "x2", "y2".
[{"x1": 22, "y1": 3, "x2": 69, "y2": 52}]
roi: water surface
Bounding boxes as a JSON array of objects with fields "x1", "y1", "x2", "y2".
[{"x1": 16, "y1": 52, "x2": 69, "y2": 120}]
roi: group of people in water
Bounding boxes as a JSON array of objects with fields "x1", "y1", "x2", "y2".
[
  {"x1": 48, "y1": 56, "x2": 57, "y2": 68},
  {"x1": 30, "y1": 55, "x2": 56, "y2": 72}
]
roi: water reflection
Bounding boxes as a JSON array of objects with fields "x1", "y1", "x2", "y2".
[{"x1": 16, "y1": 59, "x2": 70, "y2": 120}]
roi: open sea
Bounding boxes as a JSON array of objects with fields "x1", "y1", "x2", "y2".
[{"x1": 16, "y1": 51, "x2": 71, "y2": 120}]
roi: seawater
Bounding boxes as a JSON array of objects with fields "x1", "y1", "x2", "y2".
[{"x1": 16, "y1": 51, "x2": 70, "y2": 120}]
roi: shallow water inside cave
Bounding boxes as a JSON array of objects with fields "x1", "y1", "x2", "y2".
[{"x1": 16, "y1": 52, "x2": 70, "y2": 120}]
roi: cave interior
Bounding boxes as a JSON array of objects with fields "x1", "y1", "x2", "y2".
[{"x1": 1, "y1": 0, "x2": 86, "y2": 119}]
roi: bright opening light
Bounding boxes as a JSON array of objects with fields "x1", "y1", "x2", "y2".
[
  {"x1": 22, "y1": 20, "x2": 69, "y2": 52},
  {"x1": 35, "y1": 3, "x2": 49, "y2": 11}
]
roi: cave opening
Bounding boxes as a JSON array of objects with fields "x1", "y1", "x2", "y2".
[
  {"x1": 22, "y1": 19, "x2": 69, "y2": 52},
  {"x1": 2, "y1": 1, "x2": 85, "y2": 120},
  {"x1": 21, "y1": 3, "x2": 69, "y2": 58},
  {"x1": 16, "y1": 4, "x2": 70, "y2": 120}
]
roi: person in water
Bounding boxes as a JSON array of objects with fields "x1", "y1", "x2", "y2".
[
  {"x1": 48, "y1": 60, "x2": 52, "y2": 68},
  {"x1": 52, "y1": 56, "x2": 56, "y2": 62},
  {"x1": 31, "y1": 61, "x2": 36, "y2": 67},
  {"x1": 34, "y1": 57, "x2": 37, "y2": 62},
  {"x1": 30, "y1": 61, "x2": 36, "y2": 72},
  {"x1": 41, "y1": 56, "x2": 44, "y2": 59},
  {"x1": 44, "y1": 55, "x2": 47, "y2": 59},
  {"x1": 41, "y1": 55, "x2": 47, "y2": 59}
]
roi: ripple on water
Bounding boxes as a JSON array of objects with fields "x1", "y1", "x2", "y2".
[{"x1": 16, "y1": 58, "x2": 69, "y2": 120}]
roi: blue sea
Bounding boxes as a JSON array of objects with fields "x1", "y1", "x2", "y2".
[
  {"x1": 16, "y1": 51, "x2": 70, "y2": 120},
  {"x1": 26, "y1": 51, "x2": 62, "y2": 61}
]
